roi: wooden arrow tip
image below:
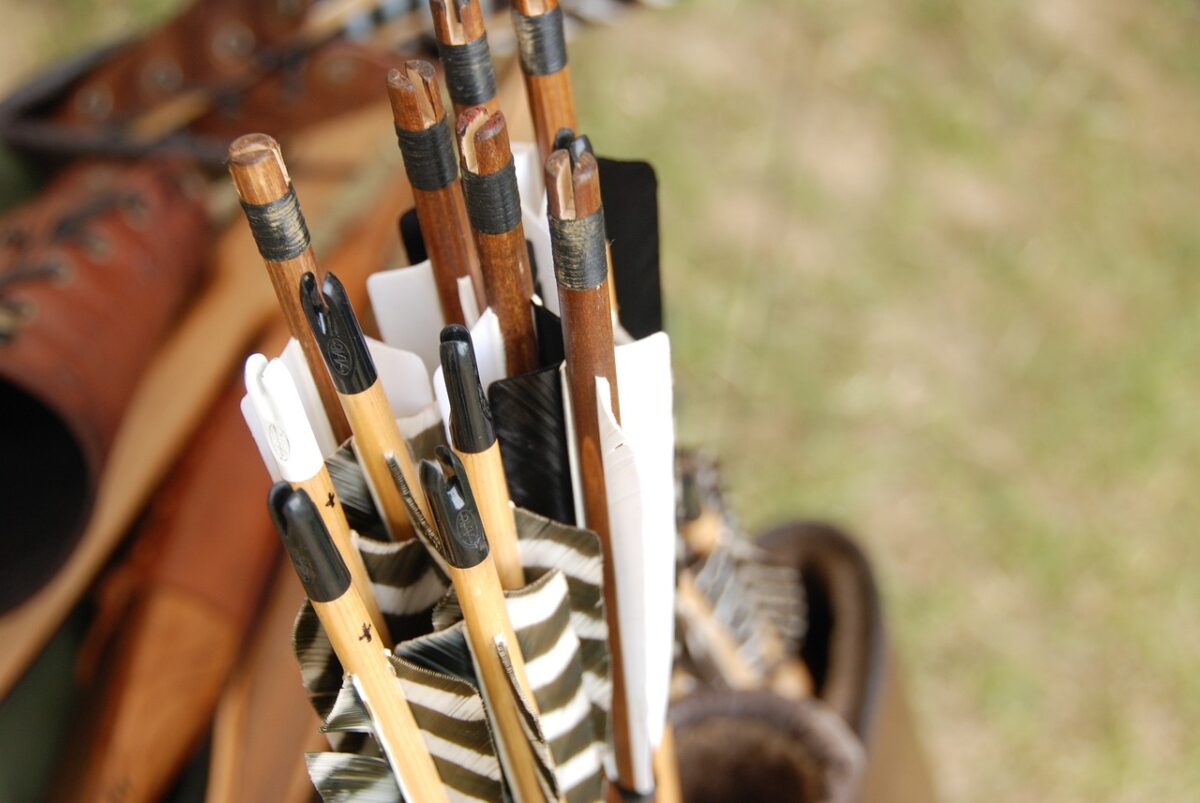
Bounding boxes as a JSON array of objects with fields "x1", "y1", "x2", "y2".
[
  {"x1": 469, "y1": 111, "x2": 511, "y2": 177},
  {"x1": 387, "y1": 60, "x2": 442, "y2": 131},
  {"x1": 228, "y1": 133, "x2": 282, "y2": 169},
  {"x1": 545, "y1": 149, "x2": 574, "y2": 220},
  {"x1": 431, "y1": 0, "x2": 483, "y2": 45},
  {"x1": 456, "y1": 106, "x2": 491, "y2": 175},
  {"x1": 227, "y1": 133, "x2": 290, "y2": 203},
  {"x1": 571, "y1": 151, "x2": 602, "y2": 219}
]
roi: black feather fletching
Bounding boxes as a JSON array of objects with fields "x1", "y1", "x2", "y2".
[
  {"x1": 598, "y1": 156, "x2": 662, "y2": 339},
  {"x1": 488, "y1": 365, "x2": 575, "y2": 524}
]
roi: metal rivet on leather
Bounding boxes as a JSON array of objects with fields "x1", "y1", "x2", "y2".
[
  {"x1": 75, "y1": 86, "x2": 113, "y2": 121},
  {"x1": 141, "y1": 59, "x2": 184, "y2": 95},
  {"x1": 212, "y1": 23, "x2": 256, "y2": 63},
  {"x1": 0, "y1": 299, "x2": 34, "y2": 343},
  {"x1": 323, "y1": 57, "x2": 358, "y2": 86},
  {"x1": 276, "y1": 0, "x2": 304, "y2": 18},
  {"x1": 84, "y1": 235, "x2": 111, "y2": 263},
  {"x1": 121, "y1": 195, "x2": 150, "y2": 229}
]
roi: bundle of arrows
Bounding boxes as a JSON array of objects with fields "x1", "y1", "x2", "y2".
[
  {"x1": 0, "y1": 0, "x2": 950, "y2": 798},
  {"x1": 216, "y1": 1, "x2": 810, "y2": 801}
]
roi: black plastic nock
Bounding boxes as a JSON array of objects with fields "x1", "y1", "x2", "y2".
[
  {"x1": 267, "y1": 483, "x2": 351, "y2": 603},
  {"x1": 440, "y1": 325, "x2": 495, "y2": 454},
  {"x1": 419, "y1": 446, "x2": 489, "y2": 570},
  {"x1": 299, "y1": 271, "x2": 377, "y2": 395},
  {"x1": 552, "y1": 128, "x2": 594, "y2": 166}
]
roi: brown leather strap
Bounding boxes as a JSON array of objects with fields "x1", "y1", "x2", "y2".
[
  {"x1": 0, "y1": 158, "x2": 209, "y2": 611},
  {"x1": 54, "y1": 0, "x2": 312, "y2": 129}
]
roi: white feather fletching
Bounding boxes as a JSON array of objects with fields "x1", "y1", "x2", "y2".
[
  {"x1": 366, "y1": 258, "x2": 445, "y2": 375},
  {"x1": 595, "y1": 332, "x2": 677, "y2": 793},
  {"x1": 241, "y1": 353, "x2": 326, "y2": 483}
]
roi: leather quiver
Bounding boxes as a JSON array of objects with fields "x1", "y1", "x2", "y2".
[
  {"x1": 62, "y1": 380, "x2": 279, "y2": 802},
  {"x1": 755, "y1": 521, "x2": 887, "y2": 742},
  {"x1": 671, "y1": 690, "x2": 865, "y2": 803},
  {"x1": 0, "y1": 158, "x2": 208, "y2": 612}
]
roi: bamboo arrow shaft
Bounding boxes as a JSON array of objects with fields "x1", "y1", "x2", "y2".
[
  {"x1": 455, "y1": 445, "x2": 525, "y2": 589},
  {"x1": 653, "y1": 728, "x2": 682, "y2": 803},
  {"x1": 450, "y1": 560, "x2": 550, "y2": 803},
  {"x1": 313, "y1": 590, "x2": 447, "y2": 802},
  {"x1": 339, "y1": 382, "x2": 426, "y2": 540},
  {"x1": 271, "y1": 485, "x2": 444, "y2": 801},
  {"x1": 421, "y1": 450, "x2": 556, "y2": 801},
  {"x1": 293, "y1": 469, "x2": 391, "y2": 644}
]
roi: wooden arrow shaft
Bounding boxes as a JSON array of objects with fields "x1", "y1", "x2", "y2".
[
  {"x1": 228, "y1": 135, "x2": 353, "y2": 443},
  {"x1": 475, "y1": 226, "x2": 539, "y2": 377},
  {"x1": 525, "y1": 68, "x2": 577, "y2": 167},
  {"x1": 413, "y1": 184, "x2": 487, "y2": 324}
]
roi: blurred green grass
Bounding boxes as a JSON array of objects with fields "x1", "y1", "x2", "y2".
[
  {"x1": 3, "y1": 0, "x2": 1199, "y2": 800},
  {"x1": 572, "y1": 1, "x2": 1200, "y2": 800}
]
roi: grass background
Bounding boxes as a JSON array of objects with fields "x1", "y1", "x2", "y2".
[{"x1": 2, "y1": 0, "x2": 1198, "y2": 800}]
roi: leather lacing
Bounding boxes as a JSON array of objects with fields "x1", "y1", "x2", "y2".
[{"x1": 0, "y1": 190, "x2": 145, "y2": 343}]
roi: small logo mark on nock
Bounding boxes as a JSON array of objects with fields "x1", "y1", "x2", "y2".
[
  {"x1": 327, "y1": 337, "x2": 353, "y2": 376},
  {"x1": 267, "y1": 423, "x2": 291, "y2": 461},
  {"x1": 359, "y1": 623, "x2": 372, "y2": 643},
  {"x1": 456, "y1": 509, "x2": 484, "y2": 550}
]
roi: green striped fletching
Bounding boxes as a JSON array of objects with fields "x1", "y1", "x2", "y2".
[
  {"x1": 511, "y1": 508, "x2": 610, "y2": 745},
  {"x1": 689, "y1": 542, "x2": 804, "y2": 678},
  {"x1": 325, "y1": 420, "x2": 448, "y2": 541},
  {"x1": 302, "y1": 567, "x2": 605, "y2": 801},
  {"x1": 294, "y1": 458, "x2": 610, "y2": 802},
  {"x1": 305, "y1": 754, "x2": 401, "y2": 802},
  {"x1": 433, "y1": 569, "x2": 606, "y2": 803},
  {"x1": 299, "y1": 411, "x2": 610, "y2": 801}
]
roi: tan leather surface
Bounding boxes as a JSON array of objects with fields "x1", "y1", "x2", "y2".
[
  {"x1": 61, "y1": 380, "x2": 280, "y2": 803},
  {"x1": 860, "y1": 654, "x2": 940, "y2": 803},
  {"x1": 207, "y1": 566, "x2": 323, "y2": 803},
  {"x1": 66, "y1": 587, "x2": 242, "y2": 803},
  {"x1": 0, "y1": 99, "x2": 406, "y2": 696},
  {"x1": 141, "y1": 379, "x2": 279, "y2": 623},
  {"x1": 48, "y1": 0, "x2": 401, "y2": 148}
]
